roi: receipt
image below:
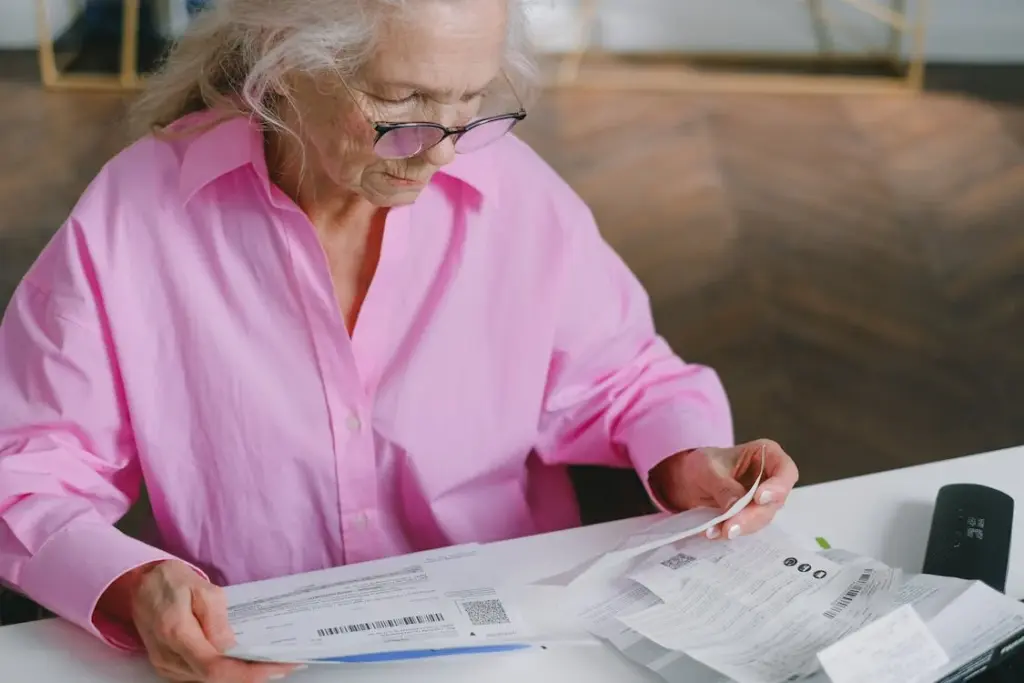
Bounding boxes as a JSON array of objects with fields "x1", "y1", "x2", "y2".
[
  {"x1": 615, "y1": 529, "x2": 902, "y2": 683},
  {"x1": 574, "y1": 576, "x2": 728, "y2": 683},
  {"x1": 817, "y1": 604, "x2": 949, "y2": 683},
  {"x1": 542, "y1": 451, "x2": 766, "y2": 587},
  {"x1": 924, "y1": 580, "x2": 1024, "y2": 680}
]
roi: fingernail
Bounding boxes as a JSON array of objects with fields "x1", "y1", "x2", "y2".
[
  {"x1": 295, "y1": 664, "x2": 308, "y2": 670},
  {"x1": 728, "y1": 524, "x2": 742, "y2": 540},
  {"x1": 759, "y1": 490, "x2": 774, "y2": 505},
  {"x1": 706, "y1": 526, "x2": 721, "y2": 539}
]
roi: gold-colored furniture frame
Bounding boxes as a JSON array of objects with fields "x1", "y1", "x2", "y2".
[
  {"x1": 551, "y1": 0, "x2": 932, "y2": 94},
  {"x1": 35, "y1": 0, "x2": 930, "y2": 95},
  {"x1": 36, "y1": 0, "x2": 143, "y2": 91}
]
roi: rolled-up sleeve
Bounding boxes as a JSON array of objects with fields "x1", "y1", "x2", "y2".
[
  {"x1": 0, "y1": 222, "x2": 181, "y2": 649},
  {"x1": 535, "y1": 194, "x2": 734, "y2": 506}
]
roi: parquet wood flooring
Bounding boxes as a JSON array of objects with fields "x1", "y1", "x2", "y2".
[{"x1": 1, "y1": 60, "x2": 1023, "y2": 524}]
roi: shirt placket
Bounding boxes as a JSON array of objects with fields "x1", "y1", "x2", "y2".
[
  {"x1": 340, "y1": 207, "x2": 411, "y2": 562},
  {"x1": 277, "y1": 202, "x2": 381, "y2": 565}
]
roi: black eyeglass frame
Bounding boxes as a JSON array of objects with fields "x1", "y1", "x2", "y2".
[
  {"x1": 341, "y1": 71, "x2": 529, "y2": 159},
  {"x1": 370, "y1": 109, "x2": 527, "y2": 155}
]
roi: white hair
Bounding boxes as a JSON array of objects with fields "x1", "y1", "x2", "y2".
[{"x1": 128, "y1": 0, "x2": 537, "y2": 140}]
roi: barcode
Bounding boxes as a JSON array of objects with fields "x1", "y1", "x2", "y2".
[
  {"x1": 316, "y1": 612, "x2": 445, "y2": 637},
  {"x1": 661, "y1": 552, "x2": 698, "y2": 571},
  {"x1": 463, "y1": 599, "x2": 511, "y2": 626},
  {"x1": 823, "y1": 570, "x2": 873, "y2": 619}
]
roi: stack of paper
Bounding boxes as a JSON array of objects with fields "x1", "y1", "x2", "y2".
[
  {"x1": 221, "y1": 451, "x2": 771, "y2": 667},
  {"x1": 553, "y1": 517, "x2": 1024, "y2": 683},
  {"x1": 217, "y1": 447, "x2": 1024, "y2": 682}
]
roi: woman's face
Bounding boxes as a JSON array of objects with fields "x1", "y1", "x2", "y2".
[{"x1": 287, "y1": 0, "x2": 508, "y2": 207}]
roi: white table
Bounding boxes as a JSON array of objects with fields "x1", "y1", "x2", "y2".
[{"x1": 3, "y1": 444, "x2": 1023, "y2": 682}]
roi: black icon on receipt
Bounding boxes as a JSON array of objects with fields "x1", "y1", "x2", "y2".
[
  {"x1": 813, "y1": 570, "x2": 827, "y2": 579},
  {"x1": 798, "y1": 563, "x2": 811, "y2": 572},
  {"x1": 784, "y1": 557, "x2": 798, "y2": 567}
]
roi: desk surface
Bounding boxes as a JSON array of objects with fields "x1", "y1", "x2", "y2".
[{"x1": 4, "y1": 444, "x2": 1023, "y2": 683}]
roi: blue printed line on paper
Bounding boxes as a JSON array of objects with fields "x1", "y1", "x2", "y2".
[{"x1": 313, "y1": 643, "x2": 534, "y2": 663}]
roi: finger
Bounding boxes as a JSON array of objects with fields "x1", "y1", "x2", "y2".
[
  {"x1": 190, "y1": 588, "x2": 300, "y2": 682},
  {"x1": 719, "y1": 503, "x2": 781, "y2": 540},
  {"x1": 204, "y1": 658, "x2": 300, "y2": 683},
  {"x1": 755, "y1": 441, "x2": 800, "y2": 506},
  {"x1": 139, "y1": 626, "x2": 197, "y2": 681},
  {"x1": 159, "y1": 611, "x2": 224, "y2": 678},
  {"x1": 169, "y1": 603, "x2": 299, "y2": 683},
  {"x1": 149, "y1": 648, "x2": 196, "y2": 681},
  {"x1": 192, "y1": 584, "x2": 237, "y2": 652},
  {"x1": 154, "y1": 664, "x2": 200, "y2": 682}
]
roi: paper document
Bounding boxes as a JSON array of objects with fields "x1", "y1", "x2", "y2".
[
  {"x1": 817, "y1": 604, "x2": 949, "y2": 683},
  {"x1": 572, "y1": 574, "x2": 728, "y2": 683},
  {"x1": 224, "y1": 545, "x2": 534, "y2": 664},
  {"x1": 542, "y1": 452, "x2": 766, "y2": 587},
  {"x1": 562, "y1": 509, "x2": 1024, "y2": 683},
  {"x1": 923, "y1": 579, "x2": 1024, "y2": 681},
  {"x1": 614, "y1": 529, "x2": 902, "y2": 683}
]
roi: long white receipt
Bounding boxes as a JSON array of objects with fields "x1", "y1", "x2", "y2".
[
  {"x1": 541, "y1": 450, "x2": 767, "y2": 587},
  {"x1": 817, "y1": 604, "x2": 949, "y2": 683}
]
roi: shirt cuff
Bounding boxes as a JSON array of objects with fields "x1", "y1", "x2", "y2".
[
  {"x1": 18, "y1": 521, "x2": 206, "y2": 651},
  {"x1": 619, "y1": 403, "x2": 735, "y2": 513}
]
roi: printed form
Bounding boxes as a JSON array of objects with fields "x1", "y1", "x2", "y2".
[{"x1": 223, "y1": 545, "x2": 534, "y2": 663}]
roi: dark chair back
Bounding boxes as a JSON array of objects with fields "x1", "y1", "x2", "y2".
[{"x1": 569, "y1": 466, "x2": 658, "y2": 526}]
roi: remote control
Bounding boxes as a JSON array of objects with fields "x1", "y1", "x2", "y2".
[{"x1": 922, "y1": 483, "x2": 1014, "y2": 592}]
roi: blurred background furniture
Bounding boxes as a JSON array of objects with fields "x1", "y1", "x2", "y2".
[
  {"x1": 549, "y1": 0, "x2": 933, "y2": 94},
  {"x1": 0, "y1": 589, "x2": 49, "y2": 626},
  {"x1": 35, "y1": 0, "x2": 143, "y2": 90}
]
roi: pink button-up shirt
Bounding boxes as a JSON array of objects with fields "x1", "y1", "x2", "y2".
[{"x1": 0, "y1": 111, "x2": 732, "y2": 647}]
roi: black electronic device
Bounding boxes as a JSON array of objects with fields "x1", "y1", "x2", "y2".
[
  {"x1": 921, "y1": 483, "x2": 1022, "y2": 683},
  {"x1": 922, "y1": 483, "x2": 1013, "y2": 593}
]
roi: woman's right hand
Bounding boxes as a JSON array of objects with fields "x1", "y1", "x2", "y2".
[{"x1": 116, "y1": 560, "x2": 300, "y2": 682}]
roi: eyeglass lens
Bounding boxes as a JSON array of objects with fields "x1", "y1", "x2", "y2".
[{"x1": 374, "y1": 117, "x2": 520, "y2": 160}]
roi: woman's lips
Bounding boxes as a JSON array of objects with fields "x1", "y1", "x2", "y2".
[{"x1": 385, "y1": 173, "x2": 426, "y2": 187}]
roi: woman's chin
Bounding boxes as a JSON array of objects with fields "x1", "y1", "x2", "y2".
[{"x1": 364, "y1": 176, "x2": 429, "y2": 206}]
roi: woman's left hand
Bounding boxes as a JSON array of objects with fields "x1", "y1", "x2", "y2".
[{"x1": 649, "y1": 439, "x2": 800, "y2": 540}]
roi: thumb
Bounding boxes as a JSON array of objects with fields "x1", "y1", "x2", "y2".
[{"x1": 192, "y1": 584, "x2": 237, "y2": 652}]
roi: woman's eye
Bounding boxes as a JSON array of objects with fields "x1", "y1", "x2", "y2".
[{"x1": 378, "y1": 93, "x2": 419, "y2": 105}]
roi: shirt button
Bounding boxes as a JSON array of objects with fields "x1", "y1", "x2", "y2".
[
  {"x1": 352, "y1": 511, "x2": 369, "y2": 528},
  {"x1": 345, "y1": 414, "x2": 362, "y2": 432}
]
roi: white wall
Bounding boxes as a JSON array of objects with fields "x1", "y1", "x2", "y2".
[
  {"x1": 0, "y1": 0, "x2": 78, "y2": 49},
  {"x1": 528, "y1": 0, "x2": 1024, "y2": 63}
]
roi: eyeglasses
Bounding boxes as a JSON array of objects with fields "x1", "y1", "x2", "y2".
[{"x1": 342, "y1": 74, "x2": 527, "y2": 160}]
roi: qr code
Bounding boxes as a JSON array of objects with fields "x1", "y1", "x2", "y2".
[
  {"x1": 660, "y1": 552, "x2": 698, "y2": 571},
  {"x1": 463, "y1": 599, "x2": 511, "y2": 626}
]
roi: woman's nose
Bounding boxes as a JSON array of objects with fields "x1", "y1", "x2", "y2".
[{"x1": 422, "y1": 137, "x2": 457, "y2": 167}]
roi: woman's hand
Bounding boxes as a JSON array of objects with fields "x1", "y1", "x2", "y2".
[
  {"x1": 112, "y1": 560, "x2": 300, "y2": 682},
  {"x1": 649, "y1": 439, "x2": 799, "y2": 540}
]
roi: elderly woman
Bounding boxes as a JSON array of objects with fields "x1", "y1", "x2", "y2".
[{"x1": 0, "y1": 0, "x2": 799, "y2": 681}]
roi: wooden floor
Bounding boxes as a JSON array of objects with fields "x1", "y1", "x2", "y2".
[{"x1": 2, "y1": 61, "x2": 1023, "y2": 502}]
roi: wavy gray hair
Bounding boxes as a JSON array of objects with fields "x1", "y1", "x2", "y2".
[{"x1": 128, "y1": 0, "x2": 537, "y2": 139}]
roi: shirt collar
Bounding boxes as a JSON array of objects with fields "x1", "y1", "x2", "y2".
[
  {"x1": 177, "y1": 110, "x2": 496, "y2": 205},
  {"x1": 177, "y1": 111, "x2": 267, "y2": 205}
]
